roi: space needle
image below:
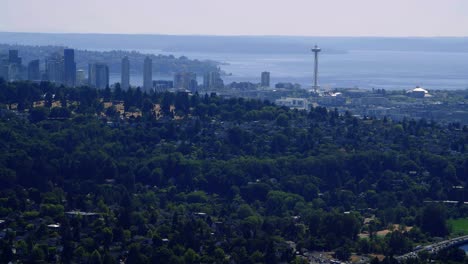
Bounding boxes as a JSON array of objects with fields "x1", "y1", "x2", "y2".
[{"x1": 311, "y1": 45, "x2": 321, "y2": 92}]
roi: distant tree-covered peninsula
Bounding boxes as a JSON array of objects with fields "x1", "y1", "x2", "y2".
[{"x1": 0, "y1": 44, "x2": 221, "y2": 75}]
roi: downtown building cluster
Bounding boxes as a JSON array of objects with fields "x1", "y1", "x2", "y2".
[
  {"x1": 0, "y1": 49, "x2": 107, "y2": 89},
  {"x1": 0, "y1": 49, "x2": 78, "y2": 86},
  {"x1": 122, "y1": 56, "x2": 226, "y2": 93},
  {"x1": 0, "y1": 49, "x2": 272, "y2": 94}
]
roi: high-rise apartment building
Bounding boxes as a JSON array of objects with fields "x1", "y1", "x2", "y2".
[
  {"x1": 28, "y1": 60, "x2": 40, "y2": 81},
  {"x1": 0, "y1": 57, "x2": 8, "y2": 81},
  {"x1": 6, "y1": 50, "x2": 23, "y2": 81},
  {"x1": 174, "y1": 72, "x2": 198, "y2": 92},
  {"x1": 203, "y1": 73, "x2": 209, "y2": 89},
  {"x1": 46, "y1": 53, "x2": 64, "y2": 84},
  {"x1": 88, "y1": 63, "x2": 109, "y2": 89},
  {"x1": 8, "y1": 50, "x2": 21, "y2": 65},
  {"x1": 64, "y1": 49, "x2": 76, "y2": 87},
  {"x1": 121, "y1": 56, "x2": 130, "y2": 90},
  {"x1": 143, "y1": 57, "x2": 152, "y2": 91},
  {"x1": 203, "y1": 71, "x2": 224, "y2": 89},
  {"x1": 76, "y1": 69, "x2": 86, "y2": 86},
  {"x1": 7, "y1": 64, "x2": 22, "y2": 81},
  {"x1": 0, "y1": 53, "x2": 8, "y2": 80},
  {"x1": 261, "y1": 71, "x2": 270, "y2": 87}
]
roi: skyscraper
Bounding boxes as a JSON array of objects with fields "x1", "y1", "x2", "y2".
[
  {"x1": 0, "y1": 56, "x2": 8, "y2": 81},
  {"x1": 88, "y1": 64, "x2": 95, "y2": 87},
  {"x1": 203, "y1": 73, "x2": 209, "y2": 89},
  {"x1": 64, "y1": 49, "x2": 76, "y2": 87},
  {"x1": 7, "y1": 64, "x2": 22, "y2": 81},
  {"x1": 96, "y1": 64, "x2": 109, "y2": 89},
  {"x1": 203, "y1": 71, "x2": 224, "y2": 89},
  {"x1": 28, "y1": 60, "x2": 40, "y2": 81},
  {"x1": 8, "y1": 50, "x2": 21, "y2": 65},
  {"x1": 7, "y1": 50, "x2": 23, "y2": 81},
  {"x1": 261, "y1": 71, "x2": 270, "y2": 87},
  {"x1": 76, "y1": 69, "x2": 86, "y2": 86},
  {"x1": 46, "y1": 53, "x2": 64, "y2": 84},
  {"x1": 121, "y1": 56, "x2": 130, "y2": 90},
  {"x1": 88, "y1": 63, "x2": 109, "y2": 89},
  {"x1": 174, "y1": 72, "x2": 197, "y2": 91},
  {"x1": 143, "y1": 57, "x2": 152, "y2": 91}
]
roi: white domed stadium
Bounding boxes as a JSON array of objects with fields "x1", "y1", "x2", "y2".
[{"x1": 406, "y1": 86, "x2": 431, "y2": 98}]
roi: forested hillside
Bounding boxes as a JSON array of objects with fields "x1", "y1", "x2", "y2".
[{"x1": 0, "y1": 80, "x2": 467, "y2": 263}]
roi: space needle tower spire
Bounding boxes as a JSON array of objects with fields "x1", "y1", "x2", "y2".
[{"x1": 311, "y1": 45, "x2": 321, "y2": 92}]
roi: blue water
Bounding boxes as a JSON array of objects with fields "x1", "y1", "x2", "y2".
[
  {"x1": 110, "y1": 49, "x2": 468, "y2": 90},
  {"x1": 459, "y1": 243, "x2": 468, "y2": 253},
  {"x1": 2, "y1": 33, "x2": 467, "y2": 90}
]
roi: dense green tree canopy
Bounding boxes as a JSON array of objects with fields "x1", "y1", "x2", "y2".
[{"x1": 0, "y1": 80, "x2": 466, "y2": 263}]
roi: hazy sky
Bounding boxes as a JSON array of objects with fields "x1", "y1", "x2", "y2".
[{"x1": 2, "y1": 0, "x2": 468, "y2": 36}]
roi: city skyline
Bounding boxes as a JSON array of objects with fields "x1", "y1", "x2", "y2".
[{"x1": 2, "y1": 0, "x2": 468, "y2": 37}]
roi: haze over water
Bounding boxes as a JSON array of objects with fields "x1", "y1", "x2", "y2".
[
  {"x1": 132, "y1": 48, "x2": 468, "y2": 90},
  {"x1": 2, "y1": 33, "x2": 468, "y2": 90}
]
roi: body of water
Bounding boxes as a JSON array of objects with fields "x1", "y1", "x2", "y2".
[
  {"x1": 113, "y1": 49, "x2": 468, "y2": 90},
  {"x1": 2, "y1": 32, "x2": 467, "y2": 90},
  {"x1": 460, "y1": 243, "x2": 468, "y2": 253}
]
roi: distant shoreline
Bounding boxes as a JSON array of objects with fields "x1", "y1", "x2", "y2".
[
  {"x1": 2, "y1": 32, "x2": 468, "y2": 54},
  {"x1": 0, "y1": 43, "x2": 221, "y2": 83},
  {"x1": 2, "y1": 33, "x2": 468, "y2": 90}
]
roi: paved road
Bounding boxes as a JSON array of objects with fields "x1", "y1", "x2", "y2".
[{"x1": 395, "y1": 235, "x2": 468, "y2": 262}]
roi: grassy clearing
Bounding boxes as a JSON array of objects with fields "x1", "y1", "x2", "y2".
[{"x1": 448, "y1": 218, "x2": 468, "y2": 235}]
